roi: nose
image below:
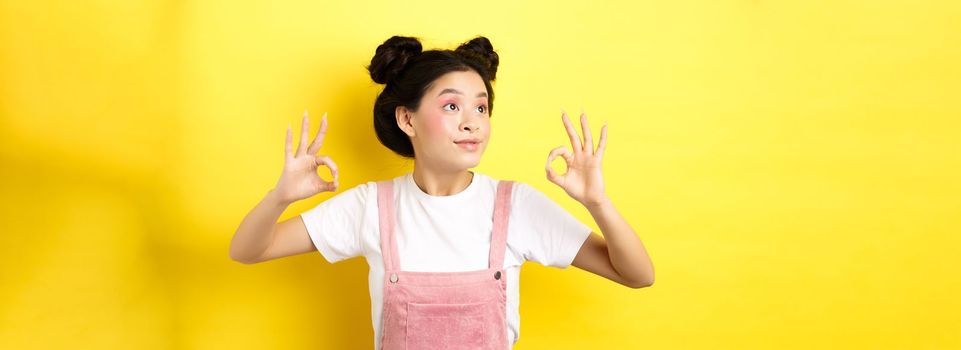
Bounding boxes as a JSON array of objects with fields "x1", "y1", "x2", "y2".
[{"x1": 462, "y1": 121, "x2": 479, "y2": 133}]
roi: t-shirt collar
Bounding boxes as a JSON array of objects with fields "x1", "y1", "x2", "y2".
[{"x1": 405, "y1": 171, "x2": 479, "y2": 202}]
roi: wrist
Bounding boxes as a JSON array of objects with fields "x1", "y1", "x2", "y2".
[
  {"x1": 266, "y1": 188, "x2": 294, "y2": 207},
  {"x1": 583, "y1": 195, "x2": 612, "y2": 211}
]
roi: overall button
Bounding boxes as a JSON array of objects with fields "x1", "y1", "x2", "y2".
[
  {"x1": 494, "y1": 271, "x2": 502, "y2": 280},
  {"x1": 390, "y1": 273, "x2": 399, "y2": 283}
]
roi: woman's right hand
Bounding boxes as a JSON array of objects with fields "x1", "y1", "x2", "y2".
[{"x1": 272, "y1": 110, "x2": 339, "y2": 205}]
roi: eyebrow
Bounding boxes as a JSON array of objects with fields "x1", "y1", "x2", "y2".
[{"x1": 437, "y1": 88, "x2": 488, "y2": 98}]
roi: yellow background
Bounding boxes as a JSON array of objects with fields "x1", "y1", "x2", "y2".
[{"x1": 1, "y1": 0, "x2": 959, "y2": 349}]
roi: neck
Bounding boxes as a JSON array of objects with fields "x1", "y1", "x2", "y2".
[{"x1": 411, "y1": 165, "x2": 474, "y2": 196}]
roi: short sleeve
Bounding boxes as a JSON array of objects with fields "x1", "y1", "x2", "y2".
[
  {"x1": 299, "y1": 182, "x2": 371, "y2": 263},
  {"x1": 509, "y1": 182, "x2": 593, "y2": 268}
]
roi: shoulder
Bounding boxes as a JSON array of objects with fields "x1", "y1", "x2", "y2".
[
  {"x1": 310, "y1": 178, "x2": 389, "y2": 210},
  {"x1": 364, "y1": 174, "x2": 407, "y2": 192},
  {"x1": 503, "y1": 180, "x2": 569, "y2": 216},
  {"x1": 338, "y1": 174, "x2": 409, "y2": 206},
  {"x1": 468, "y1": 173, "x2": 534, "y2": 203},
  {"x1": 503, "y1": 179, "x2": 537, "y2": 202},
  {"x1": 474, "y1": 172, "x2": 533, "y2": 194},
  {"x1": 340, "y1": 180, "x2": 376, "y2": 197},
  {"x1": 483, "y1": 177, "x2": 548, "y2": 213}
]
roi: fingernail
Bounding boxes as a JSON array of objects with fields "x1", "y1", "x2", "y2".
[
  {"x1": 304, "y1": 109, "x2": 308, "y2": 117},
  {"x1": 323, "y1": 112, "x2": 328, "y2": 119}
]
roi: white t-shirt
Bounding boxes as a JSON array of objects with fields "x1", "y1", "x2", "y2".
[{"x1": 300, "y1": 171, "x2": 592, "y2": 349}]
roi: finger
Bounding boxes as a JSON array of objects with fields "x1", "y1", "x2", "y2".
[
  {"x1": 314, "y1": 157, "x2": 339, "y2": 192},
  {"x1": 580, "y1": 111, "x2": 594, "y2": 155},
  {"x1": 296, "y1": 110, "x2": 310, "y2": 156},
  {"x1": 323, "y1": 181, "x2": 338, "y2": 192},
  {"x1": 545, "y1": 165, "x2": 560, "y2": 185},
  {"x1": 546, "y1": 146, "x2": 571, "y2": 186},
  {"x1": 596, "y1": 122, "x2": 608, "y2": 160},
  {"x1": 285, "y1": 123, "x2": 293, "y2": 161},
  {"x1": 547, "y1": 145, "x2": 574, "y2": 165},
  {"x1": 561, "y1": 110, "x2": 583, "y2": 153},
  {"x1": 307, "y1": 112, "x2": 328, "y2": 155},
  {"x1": 315, "y1": 155, "x2": 339, "y2": 185}
]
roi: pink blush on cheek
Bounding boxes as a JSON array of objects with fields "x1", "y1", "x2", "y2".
[{"x1": 422, "y1": 111, "x2": 453, "y2": 141}]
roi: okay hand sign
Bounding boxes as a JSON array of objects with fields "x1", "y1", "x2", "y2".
[
  {"x1": 545, "y1": 110, "x2": 609, "y2": 207},
  {"x1": 273, "y1": 110, "x2": 339, "y2": 205}
]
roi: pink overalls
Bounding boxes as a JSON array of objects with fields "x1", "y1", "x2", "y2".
[{"x1": 376, "y1": 179, "x2": 515, "y2": 350}]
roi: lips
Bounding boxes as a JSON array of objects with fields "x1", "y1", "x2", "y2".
[{"x1": 454, "y1": 139, "x2": 481, "y2": 151}]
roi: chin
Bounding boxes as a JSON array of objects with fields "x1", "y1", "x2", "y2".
[{"x1": 459, "y1": 154, "x2": 482, "y2": 168}]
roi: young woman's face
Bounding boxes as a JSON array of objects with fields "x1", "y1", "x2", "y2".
[{"x1": 402, "y1": 70, "x2": 491, "y2": 171}]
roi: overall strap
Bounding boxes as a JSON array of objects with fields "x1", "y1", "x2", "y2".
[
  {"x1": 376, "y1": 180, "x2": 400, "y2": 271},
  {"x1": 378, "y1": 178, "x2": 515, "y2": 271},
  {"x1": 489, "y1": 180, "x2": 515, "y2": 269}
]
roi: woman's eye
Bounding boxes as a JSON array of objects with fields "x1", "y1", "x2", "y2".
[
  {"x1": 476, "y1": 105, "x2": 487, "y2": 113},
  {"x1": 443, "y1": 103, "x2": 457, "y2": 111}
]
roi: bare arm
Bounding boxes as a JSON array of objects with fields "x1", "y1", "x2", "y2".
[
  {"x1": 571, "y1": 199, "x2": 654, "y2": 288},
  {"x1": 229, "y1": 110, "x2": 339, "y2": 264},
  {"x1": 229, "y1": 190, "x2": 315, "y2": 264},
  {"x1": 548, "y1": 110, "x2": 654, "y2": 288},
  {"x1": 584, "y1": 198, "x2": 654, "y2": 287}
]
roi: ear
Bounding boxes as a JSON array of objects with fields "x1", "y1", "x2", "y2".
[{"x1": 395, "y1": 105, "x2": 415, "y2": 137}]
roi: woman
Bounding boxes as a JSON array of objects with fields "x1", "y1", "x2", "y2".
[{"x1": 229, "y1": 35, "x2": 654, "y2": 349}]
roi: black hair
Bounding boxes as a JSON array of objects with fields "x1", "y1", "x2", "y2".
[{"x1": 366, "y1": 35, "x2": 499, "y2": 158}]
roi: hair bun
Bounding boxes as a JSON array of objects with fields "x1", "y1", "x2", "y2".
[
  {"x1": 367, "y1": 36, "x2": 423, "y2": 85},
  {"x1": 454, "y1": 36, "x2": 499, "y2": 81}
]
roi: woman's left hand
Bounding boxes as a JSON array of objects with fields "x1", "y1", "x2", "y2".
[{"x1": 546, "y1": 110, "x2": 609, "y2": 207}]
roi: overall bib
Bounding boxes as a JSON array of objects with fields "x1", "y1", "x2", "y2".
[{"x1": 376, "y1": 179, "x2": 514, "y2": 350}]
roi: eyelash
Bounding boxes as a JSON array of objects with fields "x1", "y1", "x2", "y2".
[{"x1": 443, "y1": 103, "x2": 487, "y2": 114}]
